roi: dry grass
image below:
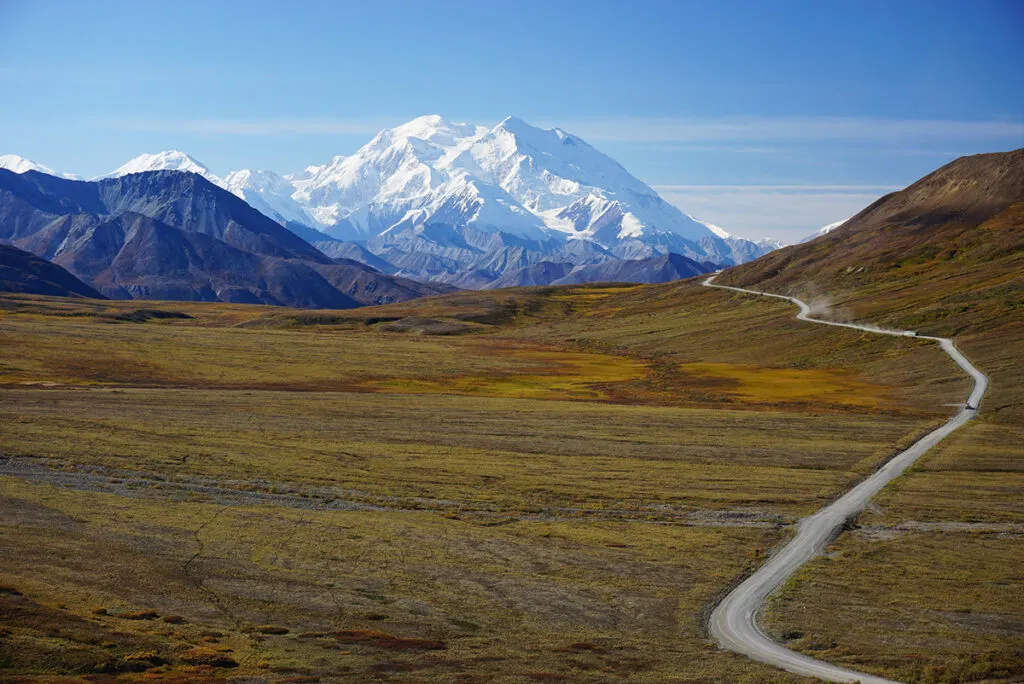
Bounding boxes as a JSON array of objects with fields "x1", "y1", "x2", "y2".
[
  {"x1": 718, "y1": 198, "x2": 1024, "y2": 425},
  {"x1": 765, "y1": 531, "x2": 1024, "y2": 683},
  {"x1": 672, "y1": 362, "x2": 887, "y2": 409},
  {"x1": 0, "y1": 388, "x2": 925, "y2": 518},
  {"x1": 0, "y1": 477, "x2": 807, "y2": 682},
  {"x1": 865, "y1": 421, "x2": 1024, "y2": 524},
  {"x1": 0, "y1": 271, "x2": 1010, "y2": 681},
  {"x1": 0, "y1": 286, "x2": 932, "y2": 416},
  {"x1": 763, "y1": 420, "x2": 1024, "y2": 682}
]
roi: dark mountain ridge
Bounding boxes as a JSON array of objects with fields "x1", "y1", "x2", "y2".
[
  {"x1": 0, "y1": 169, "x2": 451, "y2": 308},
  {"x1": 487, "y1": 252, "x2": 715, "y2": 288},
  {"x1": 0, "y1": 243, "x2": 105, "y2": 298}
]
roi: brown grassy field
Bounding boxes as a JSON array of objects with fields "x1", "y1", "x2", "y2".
[
  {"x1": 0, "y1": 274, "x2": 1015, "y2": 682},
  {"x1": 746, "y1": 351, "x2": 1022, "y2": 682},
  {"x1": 763, "y1": 406, "x2": 1024, "y2": 683}
]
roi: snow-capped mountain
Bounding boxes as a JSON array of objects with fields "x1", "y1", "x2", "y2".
[
  {"x1": 14, "y1": 116, "x2": 783, "y2": 289},
  {"x1": 0, "y1": 154, "x2": 56, "y2": 175},
  {"x1": 695, "y1": 219, "x2": 785, "y2": 262},
  {"x1": 215, "y1": 115, "x2": 779, "y2": 271},
  {"x1": 801, "y1": 218, "x2": 848, "y2": 243},
  {"x1": 106, "y1": 150, "x2": 223, "y2": 186},
  {"x1": 223, "y1": 168, "x2": 317, "y2": 228},
  {"x1": 448, "y1": 116, "x2": 716, "y2": 246},
  {"x1": 0, "y1": 154, "x2": 78, "y2": 179},
  {"x1": 276, "y1": 115, "x2": 731, "y2": 253}
]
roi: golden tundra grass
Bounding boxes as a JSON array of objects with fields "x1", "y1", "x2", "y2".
[
  {"x1": 1, "y1": 475, "x2": 811, "y2": 682},
  {"x1": 0, "y1": 389, "x2": 925, "y2": 517},
  {"x1": 763, "y1": 417, "x2": 1024, "y2": 683},
  {"x1": 763, "y1": 531, "x2": 1024, "y2": 683},
  {"x1": 0, "y1": 278, "x2": 1016, "y2": 681}
]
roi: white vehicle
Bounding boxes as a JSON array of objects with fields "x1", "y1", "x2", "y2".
[{"x1": 905, "y1": 330, "x2": 918, "y2": 337}]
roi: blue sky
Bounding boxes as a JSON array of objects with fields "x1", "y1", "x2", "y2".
[{"x1": 1, "y1": 0, "x2": 1022, "y2": 242}]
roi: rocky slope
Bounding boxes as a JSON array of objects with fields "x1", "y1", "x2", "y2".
[
  {"x1": 0, "y1": 169, "x2": 451, "y2": 307},
  {"x1": 0, "y1": 243, "x2": 105, "y2": 298}
]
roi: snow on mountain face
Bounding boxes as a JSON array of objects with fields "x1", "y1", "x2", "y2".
[
  {"x1": 223, "y1": 168, "x2": 316, "y2": 227},
  {"x1": 701, "y1": 221, "x2": 733, "y2": 240},
  {"x1": 0, "y1": 154, "x2": 80, "y2": 179},
  {"x1": 0, "y1": 154, "x2": 57, "y2": 175},
  {"x1": 693, "y1": 216, "x2": 784, "y2": 248},
  {"x1": 97, "y1": 117, "x2": 782, "y2": 271},
  {"x1": 801, "y1": 218, "x2": 848, "y2": 242},
  {"x1": 107, "y1": 151, "x2": 223, "y2": 186},
  {"x1": 269, "y1": 114, "x2": 733, "y2": 259},
  {"x1": 438, "y1": 115, "x2": 716, "y2": 245},
  {"x1": 285, "y1": 116, "x2": 492, "y2": 237}
]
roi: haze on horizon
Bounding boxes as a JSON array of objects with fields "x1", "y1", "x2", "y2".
[{"x1": 0, "y1": 0, "x2": 1021, "y2": 243}]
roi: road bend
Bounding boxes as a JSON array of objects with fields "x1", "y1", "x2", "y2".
[{"x1": 702, "y1": 274, "x2": 988, "y2": 684}]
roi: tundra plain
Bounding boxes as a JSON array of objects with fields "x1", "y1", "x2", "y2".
[{"x1": 1, "y1": 279, "x2": 1020, "y2": 682}]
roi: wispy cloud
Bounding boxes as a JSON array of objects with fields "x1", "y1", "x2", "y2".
[
  {"x1": 551, "y1": 116, "x2": 1024, "y2": 144},
  {"x1": 107, "y1": 118, "x2": 397, "y2": 136},
  {"x1": 653, "y1": 184, "x2": 902, "y2": 192},
  {"x1": 654, "y1": 184, "x2": 897, "y2": 244}
]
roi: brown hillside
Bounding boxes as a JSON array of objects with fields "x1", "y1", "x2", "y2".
[
  {"x1": 718, "y1": 148, "x2": 1023, "y2": 423},
  {"x1": 719, "y1": 149, "x2": 1022, "y2": 331}
]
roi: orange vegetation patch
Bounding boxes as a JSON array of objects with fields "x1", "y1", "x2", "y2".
[
  {"x1": 357, "y1": 343, "x2": 649, "y2": 402},
  {"x1": 675, "y1": 362, "x2": 893, "y2": 410}
]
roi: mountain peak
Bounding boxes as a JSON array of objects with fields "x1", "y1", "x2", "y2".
[
  {"x1": 402, "y1": 113, "x2": 446, "y2": 128},
  {"x1": 490, "y1": 116, "x2": 587, "y2": 155},
  {"x1": 493, "y1": 116, "x2": 550, "y2": 141},
  {"x1": 389, "y1": 115, "x2": 484, "y2": 146},
  {"x1": 497, "y1": 115, "x2": 528, "y2": 129},
  {"x1": 0, "y1": 153, "x2": 58, "y2": 176},
  {"x1": 108, "y1": 150, "x2": 220, "y2": 185},
  {"x1": 91, "y1": 116, "x2": 781, "y2": 269}
]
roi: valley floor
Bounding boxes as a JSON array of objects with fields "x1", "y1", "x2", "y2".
[
  {"x1": 763, "y1": 418, "x2": 1024, "y2": 683},
  {"x1": 0, "y1": 280, "x2": 1019, "y2": 682}
]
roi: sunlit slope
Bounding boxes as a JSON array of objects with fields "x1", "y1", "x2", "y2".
[
  {"x1": 718, "y1": 150, "x2": 1022, "y2": 334},
  {"x1": 716, "y1": 150, "x2": 1022, "y2": 419}
]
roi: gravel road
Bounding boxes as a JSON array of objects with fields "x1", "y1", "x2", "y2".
[{"x1": 703, "y1": 274, "x2": 988, "y2": 683}]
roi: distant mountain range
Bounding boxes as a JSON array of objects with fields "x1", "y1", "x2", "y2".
[
  {"x1": 2, "y1": 116, "x2": 783, "y2": 296},
  {"x1": 0, "y1": 169, "x2": 449, "y2": 307},
  {"x1": 0, "y1": 154, "x2": 79, "y2": 180}
]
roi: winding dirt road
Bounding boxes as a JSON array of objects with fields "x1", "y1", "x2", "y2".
[{"x1": 702, "y1": 274, "x2": 988, "y2": 683}]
